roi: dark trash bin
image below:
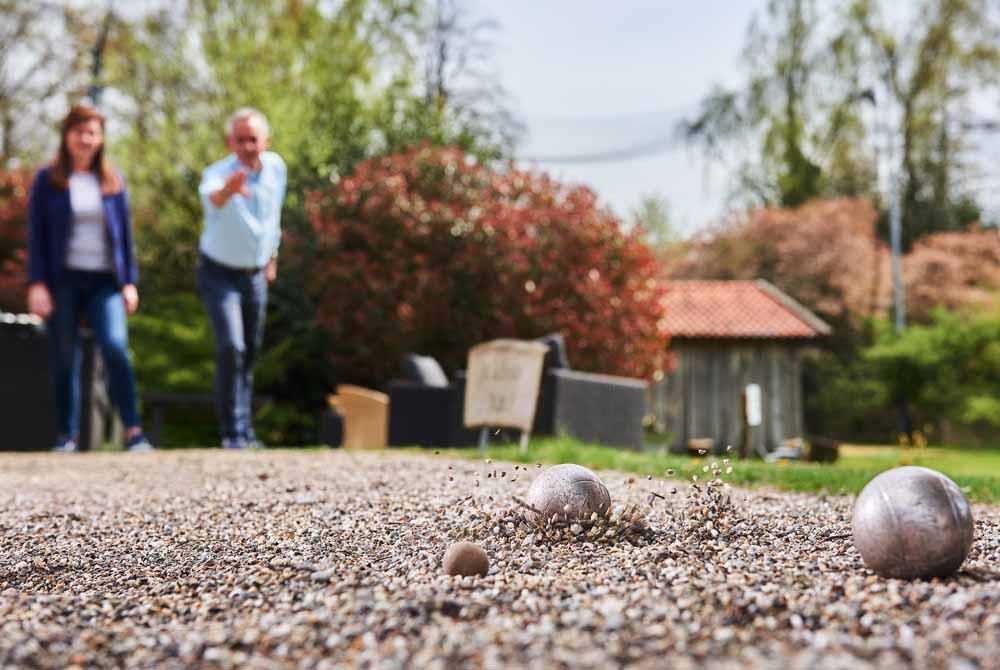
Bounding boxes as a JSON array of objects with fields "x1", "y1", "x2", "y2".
[
  {"x1": 0, "y1": 312, "x2": 110, "y2": 451},
  {"x1": 0, "y1": 313, "x2": 57, "y2": 450},
  {"x1": 387, "y1": 354, "x2": 478, "y2": 448},
  {"x1": 531, "y1": 332, "x2": 648, "y2": 450}
]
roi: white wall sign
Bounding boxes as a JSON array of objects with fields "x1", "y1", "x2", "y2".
[
  {"x1": 745, "y1": 383, "x2": 763, "y2": 427},
  {"x1": 463, "y1": 339, "x2": 548, "y2": 432}
]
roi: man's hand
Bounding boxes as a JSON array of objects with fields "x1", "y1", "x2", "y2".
[
  {"x1": 265, "y1": 257, "x2": 277, "y2": 283},
  {"x1": 27, "y1": 283, "x2": 52, "y2": 320},
  {"x1": 209, "y1": 169, "x2": 250, "y2": 208},
  {"x1": 122, "y1": 284, "x2": 139, "y2": 315}
]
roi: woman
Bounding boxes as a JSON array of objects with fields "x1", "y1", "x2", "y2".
[{"x1": 26, "y1": 105, "x2": 153, "y2": 452}]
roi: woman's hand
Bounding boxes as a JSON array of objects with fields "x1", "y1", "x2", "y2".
[
  {"x1": 27, "y1": 283, "x2": 53, "y2": 320},
  {"x1": 122, "y1": 284, "x2": 139, "y2": 315}
]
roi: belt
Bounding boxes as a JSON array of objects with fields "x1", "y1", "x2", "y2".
[{"x1": 200, "y1": 253, "x2": 264, "y2": 275}]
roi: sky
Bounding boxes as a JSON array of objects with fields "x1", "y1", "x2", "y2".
[
  {"x1": 467, "y1": 1, "x2": 764, "y2": 235},
  {"x1": 76, "y1": 0, "x2": 1000, "y2": 229},
  {"x1": 467, "y1": 1, "x2": 1000, "y2": 233},
  {"x1": 70, "y1": 0, "x2": 758, "y2": 234}
]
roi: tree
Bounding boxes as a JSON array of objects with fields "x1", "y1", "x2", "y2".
[
  {"x1": 297, "y1": 145, "x2": 670, "y2": 388},
  {"x1": 683, "y1": 0, "x2": 1000, "y2": 247},
  {"x1": 103, "y1": 3, "x2": 216, "y2": 295},
  {"x1": 92, "y1": 0, "x2": 521, "y2": 443},
  {"x1": 0, "y1": 2, "x2": 90, "y2": 166},
  {"x1": 682, "y1": 0, "x2": 876, "y2": 209},
  {"x1": 0, "y1": 0, "x2": 527, "y2": 443},
  {"x1": 846, "y1": 0, "x2": 1000, "y2": 247},
  {"x1": 629, "y1": 194, "x2": 679, "y2": 250},
  {"x1": 104, "y1": 0, "x2": 395, "y2": 293},
  {"x1": 866, "y1": 309, "x2": 1000, "y2": 439},
  {"x1": 104, "y1": 0, "x2": 508, "y2": 296},
  {"x1": 418, "y1": 0, "x2": 522, "y2": 156}
]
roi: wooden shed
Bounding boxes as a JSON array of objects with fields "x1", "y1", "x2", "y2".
[{"x1": 651, "y1": 280, "x2": 831, "y2": 455}]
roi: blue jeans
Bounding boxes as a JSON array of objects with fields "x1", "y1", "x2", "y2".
[
  {"x1": 196, "y1": 254, "x2": 267, "y2": 442},
  {"x1": 48, "y1": 270, "x2": 141, "y2": 438}
]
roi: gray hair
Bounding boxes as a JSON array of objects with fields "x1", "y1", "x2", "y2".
[{"x1": 226, "y1": 107, "x2": 270, "y2": 137}]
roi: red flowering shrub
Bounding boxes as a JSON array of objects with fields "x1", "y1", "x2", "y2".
[
  {"x1": 0, "y1": 169, "x2": 31, "y2": 313},
  {"x1": 297, "y1": 145, "x2": 669, "y2": 387}
]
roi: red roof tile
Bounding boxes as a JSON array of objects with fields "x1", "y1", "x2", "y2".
[{"x1": 661, "y1": 280, "x2": 830, "y2": 339}]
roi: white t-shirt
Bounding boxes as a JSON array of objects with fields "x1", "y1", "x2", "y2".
[{"x1": 66, "y1": 171, "x2": 113, "y2": 272}]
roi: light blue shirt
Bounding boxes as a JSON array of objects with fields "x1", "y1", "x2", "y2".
[{"x1": 198, "y1": 151, "x2": 287, "y2": 269}]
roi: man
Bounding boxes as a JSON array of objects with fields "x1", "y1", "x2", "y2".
[{"x1": 197, "y1": 108, "x2": 286, "y2": 449}]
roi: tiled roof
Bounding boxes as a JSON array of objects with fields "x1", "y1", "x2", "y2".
[{"x1": 661, "y1": 280, "x2": 831, "y2": 339}]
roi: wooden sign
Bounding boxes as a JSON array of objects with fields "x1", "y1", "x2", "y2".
[{"x1": 463, "y1": 339, "x2": 548, "y2": 432}]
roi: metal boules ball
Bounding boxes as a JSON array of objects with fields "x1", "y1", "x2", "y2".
[
  {"x1": 852, "y1": 466, "x2": 974, "y2": 579},
  {"x1": 524, "y1": 463, "x2": 611, "y2": 523},
  {"x1": 442, "y1": 542, "x2": 489, "y2": 577}
]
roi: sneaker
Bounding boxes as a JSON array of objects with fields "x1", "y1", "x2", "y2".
[
  {"x1": 51, "y1": 437, "x2": 78, "y2": 453},
  {"x1": 125, "y1": 433, "x2": 155, "y2": 453},
  {"x1": 245, "y1": 438, "x2": 268, "y2": 450},
  {"x1": 222, "y1": 437, "x2": 247, "y2": 450}
]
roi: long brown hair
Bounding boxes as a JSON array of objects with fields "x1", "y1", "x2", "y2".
[{"x1": 50, "y1": 105, "x2": 122, "y2": 194}]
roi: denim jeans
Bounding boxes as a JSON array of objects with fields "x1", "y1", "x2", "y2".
[
  {"x1": 48, "y1": 270, "x2": 141, "y2": 438},
  {"x1": 196, "y1": 254, "x2": 267, "y2": 442}
]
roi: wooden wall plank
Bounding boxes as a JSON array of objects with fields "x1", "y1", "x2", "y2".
[{"x1": 652, "y1": 340, "x2": 810, "y2": 455}]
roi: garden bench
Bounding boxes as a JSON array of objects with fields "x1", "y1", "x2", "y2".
[{"x1": 140, "y1": 391, "x2": 273, "y2": 447}]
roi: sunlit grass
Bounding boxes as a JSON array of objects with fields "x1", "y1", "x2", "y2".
[{"x1": 422, "y1": 437, "x2": 1000, "y2": 504}]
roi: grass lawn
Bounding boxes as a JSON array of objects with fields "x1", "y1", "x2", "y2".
[{"x1": 430, "y1": 437, "x2": 1000, "y2": 504}]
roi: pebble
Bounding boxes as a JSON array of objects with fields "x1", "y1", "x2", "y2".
[{"x1": 0, "y1": 450, "x2": 997, "y2": 669}]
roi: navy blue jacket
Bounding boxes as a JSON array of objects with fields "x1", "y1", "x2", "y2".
[{"x1": 27, "y1": 166, "x2": 139, "y2": 289}]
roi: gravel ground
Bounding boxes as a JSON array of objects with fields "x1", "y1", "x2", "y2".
[{"x1": 1, "y1": 449, "x2": 998, "y2": 670}]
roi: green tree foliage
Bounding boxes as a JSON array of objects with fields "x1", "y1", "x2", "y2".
[
  {"x1": 105, "y1": 0, "x2": 444, "y2": 295},
  {"x1": 684, "y1": 0, "x2": 1000, "y2": 246},
  {"x1": 17, "y1": 0, "x2": 516, "y2": 443},
  {"x1": 629, "y1": 194, "x2": 679, "y2": 250},
  {"x1": 0, "y1": 0, "x2": 517, "y2": 444},
  {"x1": 419, "y1": 0, "x2": 523, "y2": 153},
  {"x1": 846, "y1": 0, "x2": 1000, "y2": 247},
  {"x1": 100, "y1": 0, "x2": 510, "y2": 294},
  {"x1": 682, "y1": 0, "x2": 876, "y2": 208},
  {"x1": 91, "y1": 0, "x2": 515, "y2": 443},
  {"x1": 0, "y1": 2, "x2": 90, "y2": 165},
  {"x1": 866, "y1": 309, "x2": 1000, "y2": 438}
]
